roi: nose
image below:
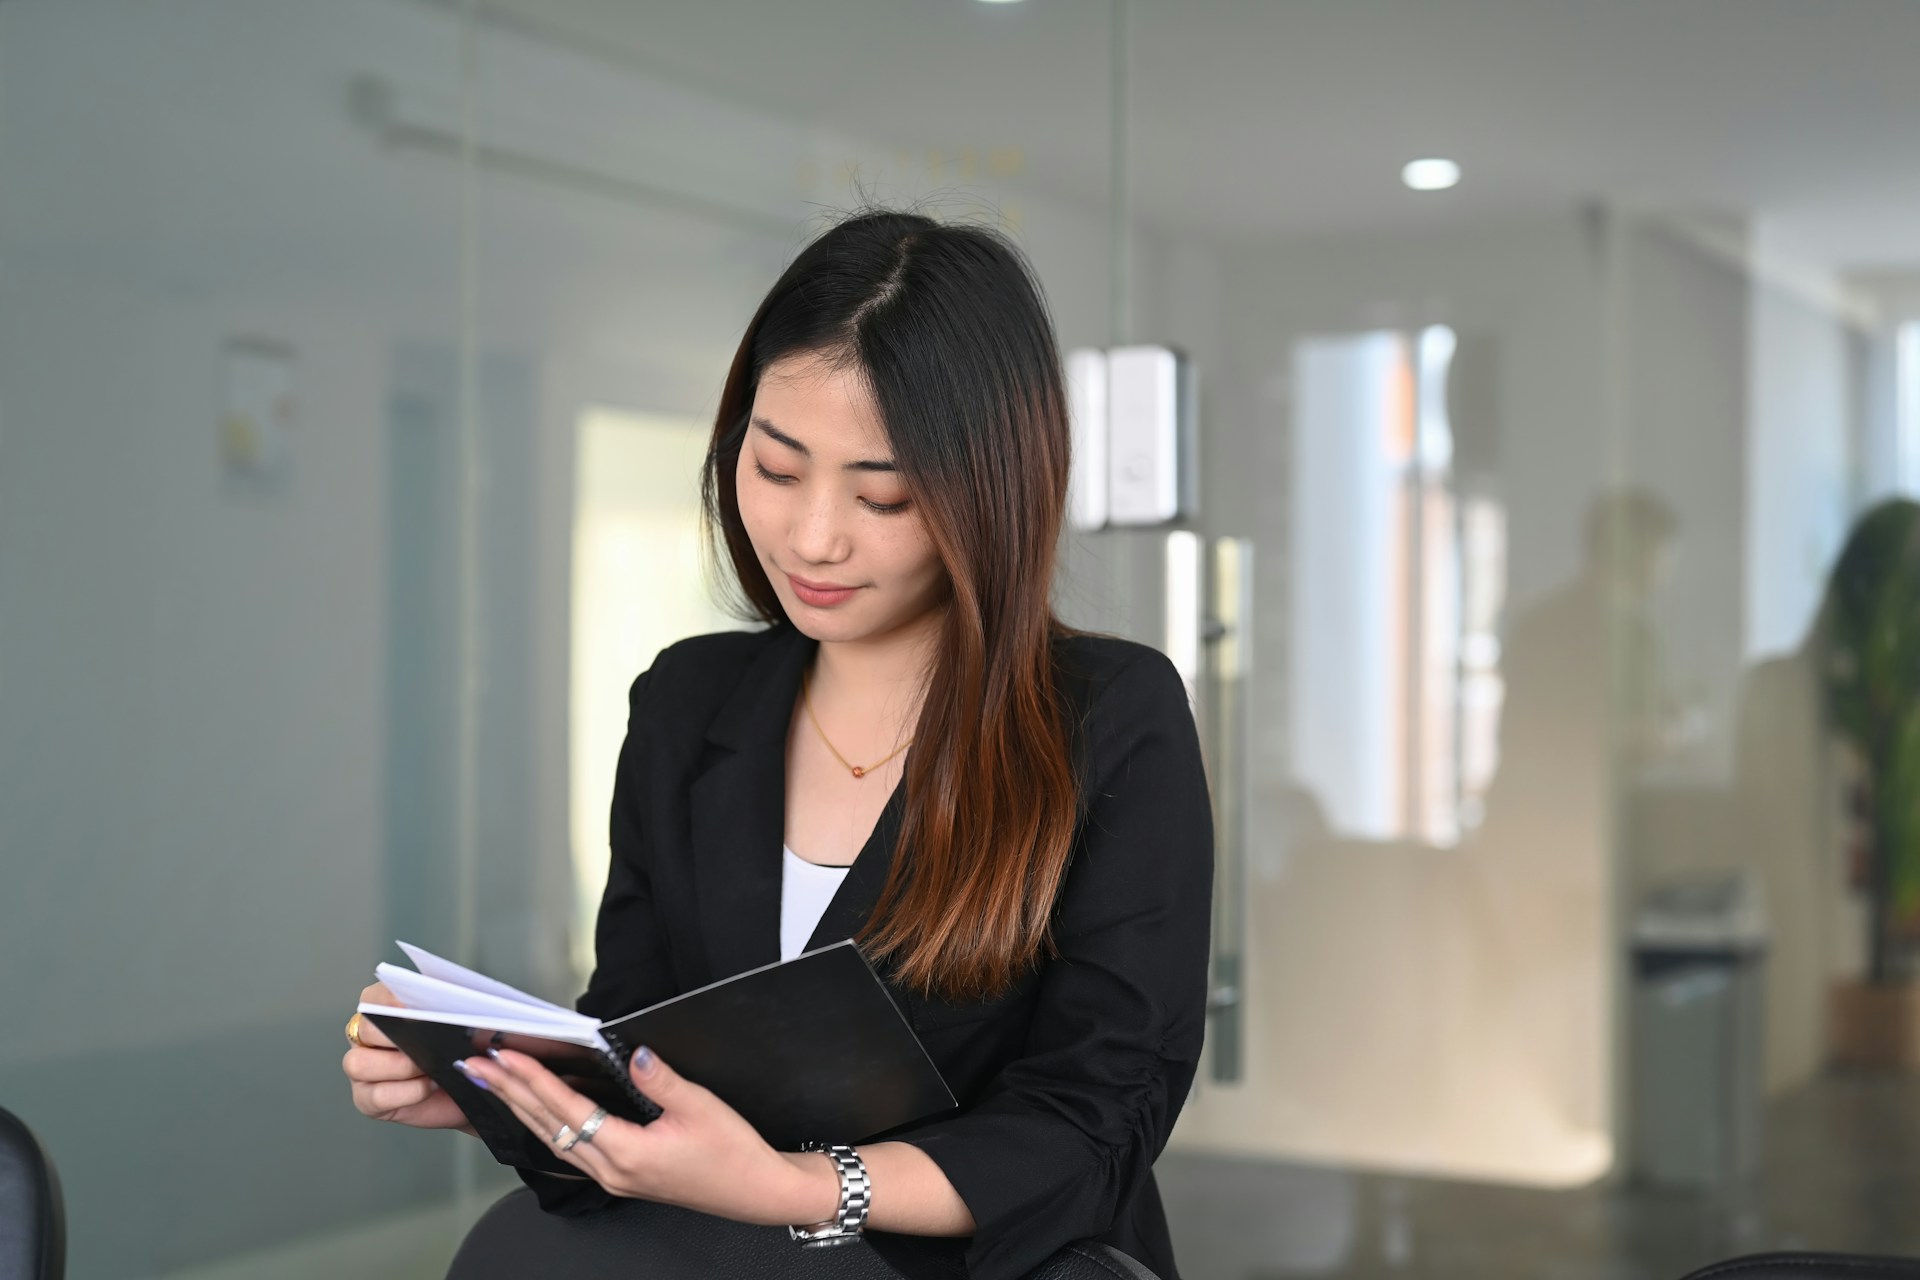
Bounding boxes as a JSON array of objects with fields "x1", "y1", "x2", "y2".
[{"x1": 788, "y1": 485, "x2": 852, "y2": 566}]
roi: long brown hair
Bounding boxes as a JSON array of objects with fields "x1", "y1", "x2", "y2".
[{"x1": 701, "y1": 208, "x2": 1079, "y2": 1002}]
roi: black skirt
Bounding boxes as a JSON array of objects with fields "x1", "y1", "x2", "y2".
[{"x1": 445, "y1": 1186, "x2": 969, "y2": 1280}]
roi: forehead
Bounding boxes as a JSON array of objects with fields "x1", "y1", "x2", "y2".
[{"x1": 751, "y1": 353, "x2": 891, "y2": 458}]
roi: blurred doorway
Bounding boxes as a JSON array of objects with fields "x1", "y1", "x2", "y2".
[{"x1": 568, "y1": 407, "x2": 731, "y2": 982}]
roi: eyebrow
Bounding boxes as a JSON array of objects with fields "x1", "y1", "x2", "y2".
[{"x1": 751, "y1": 416, "x2": 897, "y2": 473}]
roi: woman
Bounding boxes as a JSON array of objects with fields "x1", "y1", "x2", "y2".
[{"x1": 342, "y1": 209, "x2": 1214, "y2": 1280}]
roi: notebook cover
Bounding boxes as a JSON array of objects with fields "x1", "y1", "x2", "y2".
[
  {"x1": 602, "y1": 940, "x2": 958, "y2": 1151},
  {"x1": 365, "y1": 940, "x2": 956, "y2": 1171}
]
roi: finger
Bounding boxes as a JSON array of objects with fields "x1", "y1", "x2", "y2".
[
  {"x1": 486, "y1": 1050, "x2": 642, "y2": 1176},
  {"x1": 624, "y1": 1044, "x2": 701, "y2": 1111},
  {"x1": 478, "y1": 1055, "x2": 593, "y2": 1153},
  {"x1": 498, "y1": 1087, "x2": 567, "y2": 1147},
  {"x1": 462, "y1": 1064, "x2": 598, "y2": 1175},
  {"x1": 457, "y1": 1056, "x2": 568, "y2": 1138},
  {"x1": 381, "y1": 1091, "x2": 473, "y2": 1131},
  {"x1": 471, "y1": 1068, "x2": 561, "y2": 1139},
  {"x1": 342, "y1": 1045, "x2": 427, "y2": 1082},
  {"x1": 347, "y1": 1013, "x2": 396, "y2": 1051},
  {"x1": 353, "y1": 987, "x2": 401, "y2": 1048},
  {"x1": 457, "y1": 1055, "x2": 630, "y2": 1182},
  {"x1": 489, "y1": 1050, "x2": 623, "y2": 1131},
  {"x1": 354, "y1": 1075, "x2": 439, "y2": 1115}
]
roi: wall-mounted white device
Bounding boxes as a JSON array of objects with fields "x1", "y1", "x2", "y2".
[{"x1": 1104, "y1": 345, "x2": 1196, "y2": 527}]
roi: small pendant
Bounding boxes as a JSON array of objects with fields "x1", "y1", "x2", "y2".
[{"x1": 850, "y1": 766, "x2": 866, "y2": 778}]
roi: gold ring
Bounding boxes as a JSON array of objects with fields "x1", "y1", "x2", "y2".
[{"x1": 345, "y1": 1012, "x2": 366, "y2": 1049}]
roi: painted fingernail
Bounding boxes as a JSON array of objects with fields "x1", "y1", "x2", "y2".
[
  {"x1": 453, "y1": 1059, "x2": 491, "y2": 1091},
  {"x1": 486, "y1": 1046, "x2": 504, "y2": 1061},
  {"x1": 633, "y1": 1045, "x2": 656, "y2": 1073}
]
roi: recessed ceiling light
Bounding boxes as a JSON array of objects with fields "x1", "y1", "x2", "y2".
[{"x1": 1402, "y1": 158, "x2": 1461, "y2": 192}]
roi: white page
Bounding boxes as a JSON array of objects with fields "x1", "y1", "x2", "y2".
[
  {"x1": 395, "y1": 940, "x2": 576, "y2": 1015},
  {"x1": 374, "y1": 964, "x2": 598, "y2": 1036},
  {"x1": 356, "y1": 1001, "x2": 612, "y2": 1054}
]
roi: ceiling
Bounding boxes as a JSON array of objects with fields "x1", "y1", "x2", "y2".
[{"x1": 472, "y1": 0, "x2": 1920, "y2": 272}]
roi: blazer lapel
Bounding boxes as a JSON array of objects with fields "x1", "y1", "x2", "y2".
[{"x1": 690, "y1": 626, "x2": 813, "y2": 982}]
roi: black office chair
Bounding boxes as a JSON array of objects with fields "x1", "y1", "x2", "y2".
[
  {"x1": 446, "y1": 1185, "x2": 1161, "y2": 1279},
  {"x1": 1680, "y1": 1255, "x2": 1920, "y2": 1280},
  {"x1": 0, "y1": 1106, "x2": 65, "y2": 1280}
]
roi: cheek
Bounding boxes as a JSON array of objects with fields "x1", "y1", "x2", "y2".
[{"x1": 879, "y1": 523, "x2": 944, "y2": 593}]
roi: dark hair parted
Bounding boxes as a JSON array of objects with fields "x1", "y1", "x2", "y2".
[{"x1": 701, "y1": 208, "x2": 1079, "y2": 1002}]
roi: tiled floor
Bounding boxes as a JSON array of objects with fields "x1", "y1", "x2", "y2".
[{"x1": 1156, "y1": 1071, "x2": 1920, "y2": 1280}]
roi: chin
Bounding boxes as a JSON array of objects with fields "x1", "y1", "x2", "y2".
[
  {"x1": 775, "y1": 593, "x2": 874, "y2": 643},
  {"x1": 791, "y1": 617, "x2": 891, "y2": 647}
]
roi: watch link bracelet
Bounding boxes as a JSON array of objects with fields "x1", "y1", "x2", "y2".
[{"x1": 789, "y1": 1141, "x2": 872, "y2": 1247}]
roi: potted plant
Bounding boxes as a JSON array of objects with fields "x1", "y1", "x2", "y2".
[{"x1": 1823, "y1": 498, "x2": 1920, "y2": 1066}]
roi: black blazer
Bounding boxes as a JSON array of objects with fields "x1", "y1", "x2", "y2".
[{"x1": 520, "y1": 624, "x2": 1214, "y2": 1280}]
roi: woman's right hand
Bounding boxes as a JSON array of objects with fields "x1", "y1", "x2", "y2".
[{"x1": 344, "y1": 982, "x2": 476, "y2": 1134}]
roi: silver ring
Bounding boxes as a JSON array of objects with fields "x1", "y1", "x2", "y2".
[
  {"x1": 575, "y1": 1106, "x2": 609, "y2": 1147},
  {"x1": 553, "y1": 1123, "x2": 578, "y2": 1151}
]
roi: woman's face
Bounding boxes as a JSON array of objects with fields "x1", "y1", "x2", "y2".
[{"x1": 735, "y1": 352, "x2": 949, "y2": 645}]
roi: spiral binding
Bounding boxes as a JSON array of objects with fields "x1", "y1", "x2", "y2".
[{"x1": 601, "y1": 1030, "x2": 664, "y2": 1124}]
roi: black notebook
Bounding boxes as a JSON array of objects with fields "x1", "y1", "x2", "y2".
[{"x1": 359, "y1": 940, "x2": 957, "y2": 1177}]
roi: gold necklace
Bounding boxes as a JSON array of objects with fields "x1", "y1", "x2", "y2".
[{"x1": 801, "y1": 667, "x2": 913, "y2": 779}]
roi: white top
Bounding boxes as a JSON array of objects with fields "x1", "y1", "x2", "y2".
[{"x1": 780, "y1": 844, "x2": 852, "y2": 962}]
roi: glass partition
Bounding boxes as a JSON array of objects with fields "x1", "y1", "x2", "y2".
[
  {"x1": 10, "y1": 3, "x2": 1920, "y2": 1278},
  {"x1": 0, "y1": 2, "x2": 487, "y2": 1276},
  {"x1": 1121, "y1": 6, "x2": 1920, "y2": 1278},
  {"x1": 0, "y1": 0, "x2": 1120, "y2": 1275}
]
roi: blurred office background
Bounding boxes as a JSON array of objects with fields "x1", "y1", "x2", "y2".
[{"x1": 6, "y1": 1, "x2": 1920, "y2": 1276}]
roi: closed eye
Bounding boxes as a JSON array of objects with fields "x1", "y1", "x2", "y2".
[{"x1": 757, "y1": 458, "x2": 908, "y2": 514}]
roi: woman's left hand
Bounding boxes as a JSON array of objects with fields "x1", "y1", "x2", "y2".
[{"x1": 454, "y1": 1045, "x2": 833, "y2": 1227}]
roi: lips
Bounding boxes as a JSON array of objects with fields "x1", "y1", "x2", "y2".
[{"x1": 786, "y1": 573, "x2": 861, "y2": 608}]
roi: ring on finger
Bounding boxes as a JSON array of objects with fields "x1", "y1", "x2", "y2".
[
  {"x1": 574, "y1": 1106, "x2": 609, "y2": 1148},
  {"x1": 552, "y1": 1123, "x2": 578, "y2": 1152}
]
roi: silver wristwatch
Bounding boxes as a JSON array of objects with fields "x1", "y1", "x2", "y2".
[{"x1": 789, "y1": 1141, "x2": 872, "y2": 1247}]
